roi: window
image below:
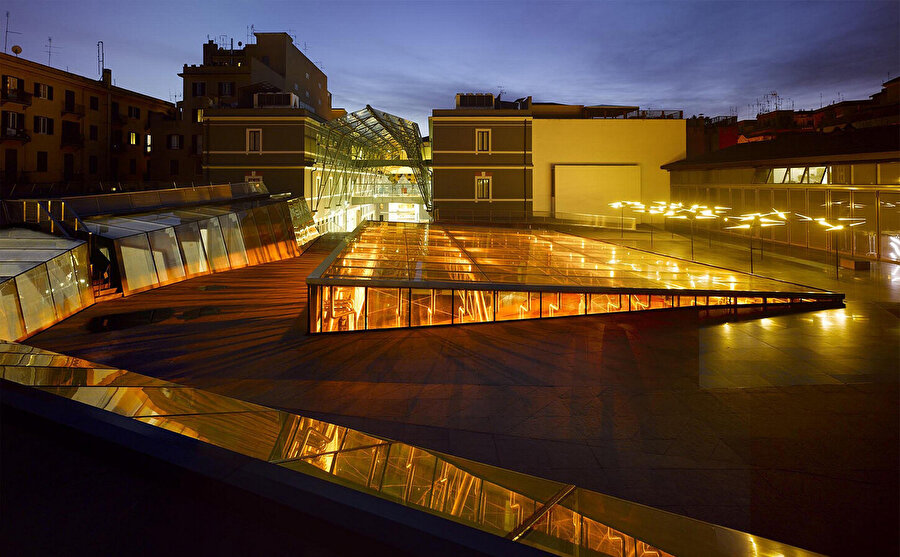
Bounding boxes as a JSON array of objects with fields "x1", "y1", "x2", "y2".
[
  {"x1": 129, "y1": 158, "x2": 137, "y2": 175},
  {"x1": 3, "y1": 75, "x2": 20, "y2": 93},
  {"x1": 192, "y1": 134, "x2": 202, "y2": 155},
  {"x1": 33, "y1": 83, "x2": 53, "y2": 100},
  {"x1": 127, "y1": 106, "x2": 141, "y2": 119},
  {"x1": 167, "y1": 134, "x2": 183, "y2": 149},
  {"x1": 191, "y1": 82, "x2": 206, "y2": 97},
  {"x1": 170, "y1": 159, "x2": 179, "y2": 176},
  {"x1": 5, "y1": 111, "x2": 22, "y2": 129},
  {"x1": 89, "y1": 96, "x2": 99, "y2": 110},
  {"x1": 33, "y1": 116, "x2": 54, "y2": 135},
  {"x1": 89, "y1": 156, "x2": 98, "y2": 174},
  {"x1": 475, "y1": 176, "x2": 491, "y2": 200},
  {"x1": 193, "y1": 108, "x2": 204, "y2": 123},
  {"x1": 218, "y1": 81, "x2": 234, "y2": 96},
  {"x1": 89, "y1": 125, "x2": 98, "y2": 141},
  {"x1": 145, "y1": 134, "x2": 152, "y2": 154},
  {"x1": 475, "y1": 129, "x2": 491, "y2": 153},
  {"x1": 36, "y1": 152, "x2": 48, "y2": 172},
  {"x1": 246, "y1": 129, "x2": 261, "y2": 152}
]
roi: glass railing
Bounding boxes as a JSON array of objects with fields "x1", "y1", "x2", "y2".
[{"x1": 0, "y1": 340, "x2": 825, "y2": 557}]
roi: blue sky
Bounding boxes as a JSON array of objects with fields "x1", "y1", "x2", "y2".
[{"x1": 5, "y1": 0, "x2": 899, "y2": 130}]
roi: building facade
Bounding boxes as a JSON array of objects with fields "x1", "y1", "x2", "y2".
[
  {"x1": 1, "y1": 52, "x2": 173, "y2": 197},
  {"x1": 664, "y1": 126, "x2": 900, "y2": 262},
  {"x1": 430, "y1": 94, "x2": 685, "y2": 222},
  {"x1": 150, "y1": 32, "x2": 333, "y2": 196}
]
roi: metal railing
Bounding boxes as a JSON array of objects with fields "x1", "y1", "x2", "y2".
[{"x1": 436, "y1": 208, "x2": 637, "y2": 230}]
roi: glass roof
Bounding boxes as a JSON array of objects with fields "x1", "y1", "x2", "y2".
[
  {"x1": 0, "y1": 229, "x2": 84, "y2": 281},
  {"x1": 312, "y1": 222, "x2": 834, "y2": 296},
  {"x1": 82, "y1": 200, "x2": 278, "y2": 240},
  {"x1": 0, "y1": 339, "x2": 821, "y2": 557}
]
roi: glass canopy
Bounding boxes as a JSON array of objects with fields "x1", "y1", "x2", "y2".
[
  {"x1": 83, "y1": 199, "x2": 299, "y2": 295},
  {"x1": 308, "y1": 222, "x2": 842, "y2": 333},
  {"x1": 1, "y1": 339, "x2": 823, "y2": 557},
  {"x1": 0, "y1": 229, "x2": 93, "y2": 341}
]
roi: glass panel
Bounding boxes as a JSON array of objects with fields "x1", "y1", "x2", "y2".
[
  {"x1": 438, "y1": 465, "x2": 481, "y2": 521},
  {"x1": 237, "y1": 210, "x2": 263, "y2": 265},
  {"x1": 481, "y1": 481, "x2": 534, "y2": 535},
  {"x1": 406, "y1": 448, "x2": 437, "y2": 508},
  {"x1": 496, "y1": 291, "x2": 540, "y2": 321},
  {"x1": 266, "y1": 204, "x2": 291, "y2": 259},
  {"x1": 252, "y1": 206, "x2": 280, "y2": 262},
  {"x1": 789, "y1": 189, "x2": 807, "y2": 247},
  {"x1": 147, "y1": 227, "x2": 186, "y2": 285},
  {"x1": 588, "y1": 293, "x2": 624, "y2": 314},
  {"x1": 218, "y1": 213, "x2": 248, "y2": 269},
  {"x1": 581, "y1": 515, "x2": 638, "y2": 557},
  {"x1": 322, "y1": 286, "x2": 365, "y2": 332},
  {"x1": 15, "y1": 264, "x2": 57, "y2": 334},
  {"x1": 830, "y1": 190, "x2": 851, "y2": 254},
  {"x1": 770, "y1": 168, "x2": 787, "y2": 183},
  {"x1": 629, "y1": 294, "x2": 650, "y2": 311},
  {"x1": 830, "y1": 165, "x2": 850, "y2": 184},
  {"x1": 807, "y1": 190, "x2": 827, "y2": 250},
  {"x1": 677, "y1": 295, "x2": 696, "y2": 307},
  {"x1": 880, "y1": 162, "x2": 900, "y2": 185},
  {"x1": 116, "y1": 233, "x2": 158, "y2": 294},
  {"x1": 455, "y1": 289, "x2": 493, "y2": 323},
  {"x1": 174, "y1": 222, "x2": 209, "y2": 277},
  {"x1": 879, "y1": 192, "x2": 900, "y2": 262},
  {"x1": 410, "y1": 288, "x2": 453, "y2": 327},
  {"x1": 199, "y1": 217, "x2": 231, "y2": 272},
  {"x1": 46, "y1": 252, "x2": 81, "y2": 319},
  {"x1": 772, "y1": 189, "x2": 788, "y2": 242},
  {"x1": 380, "y1": 442, "x2": 413, "y2": 502},
  {"x1": 367, "y1": 287, "x2": 409, "y2": 330},
  {"x1": 542, "y1": 292, "x2": 584, "y2": 317},
  {"x1": 852, "y1": 191, "x2": 877, "y2": 258},
  {"x1": 786, "y1": 168, "x2": 804, "y2": 183},
  {"x1": 70, "y1": 244, "x2": 94, "y2": 307},
  {"x1": 807, "y1": 166, "x2": 827, "y2": 184},
  {"x1": 0, "y1": 279, "x2": 25, "y2": 341}
]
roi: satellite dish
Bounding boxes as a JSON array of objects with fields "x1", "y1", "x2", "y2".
[{"x1": 11, "y1": 45, "x2": 22, "y2": 55}]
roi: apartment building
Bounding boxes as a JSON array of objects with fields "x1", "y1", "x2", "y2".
[
  {"x1": 150, "y1": 32, "x2": 333, "y2": 196},
  {"x1": 430, "y1": 94, "x2": 685, "y2": 222},
  {"x1": 1, "y1": 52, "x2": 174, "y2": 197}
]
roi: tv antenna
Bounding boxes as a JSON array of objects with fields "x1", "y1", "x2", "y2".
[
  {"x1": 497, "y1": 85, "x2": 506, "y2": 100},
  {"x1": 4, "y1": 11, "x2": 21, "y2": 53},
  {"x1": 44, "y1": 36, "x2": 62, "y2": 66}
]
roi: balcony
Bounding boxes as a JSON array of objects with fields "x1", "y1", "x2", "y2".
[
  {"x1": 61, "y1": 133, "x2": 85, "y2": 148},
  {"x1": 1, "y1": 127, "x2": 30, "y2": 143},
  {"x1": 1, "y1": 89, "x2": 32, "y2": 107},
  {"x1": 62, "y1": 104, "x2": 85, "y2": 118}
]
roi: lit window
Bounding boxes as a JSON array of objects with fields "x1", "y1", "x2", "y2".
[
  {"x1": 807, "y1": 166, "x2": 827, "y2": 184},
  {"x1": 769, "y1": 168, "x2": 788, "y2": 183},
  {"x1": 786, "y1": 168, "x2": 804, "y2": 183},
  {"x1": 195, "y1": 108, "x2": 204, "y2": 123},
  {"x1": 475, "y1": 177, "x2": 491, "y2": 200},
  {"x1": 145, "y1": 134, "x2": 152, "y2": 154},
  {"x1": 246, "y1": 129, "x2": 261, "y2": 152},
  {"x1": 475, "y1": 129, "x2": 491, "y2": 153},
  {"x1": 129, "y1": 132, "x2": 137, "y2": 145}
]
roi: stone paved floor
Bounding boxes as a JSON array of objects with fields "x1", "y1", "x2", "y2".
[{"x1": 29, "y1": 230, "x2": 900, "y2": 556}]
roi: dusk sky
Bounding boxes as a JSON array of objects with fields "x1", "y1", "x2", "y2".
[{"x1": 4, "y1": 0, "x2": 899, "y2": 130}]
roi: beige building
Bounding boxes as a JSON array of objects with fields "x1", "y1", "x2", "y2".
[
  {"x1": 430, "y1": 94, "x2": 685, "y2": 222},
  {"x1": 1, "y1": 52, "x2": 173, "y2": 197}
]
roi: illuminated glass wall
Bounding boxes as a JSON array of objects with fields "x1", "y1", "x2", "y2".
[
  {"x1": 0, "y1": 233, "x2": 94, "y2": 341},
  {"x1": 85, "y1": 201, "x2": 299, "y2": 295},
  {"x1": 310, "y1": 286, "x2": 836, "y2": 333}
]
